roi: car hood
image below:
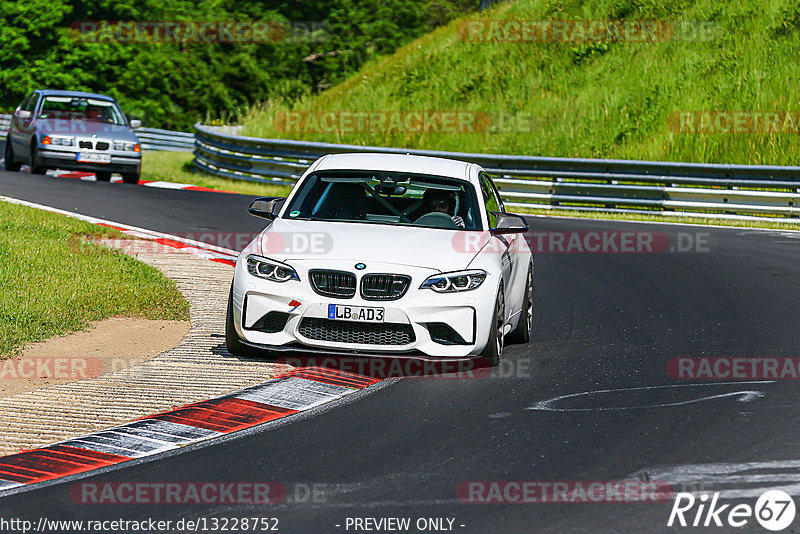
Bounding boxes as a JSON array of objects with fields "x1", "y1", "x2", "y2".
[
  {"x1": 254, "y1": 218, "x2": 490, "y2": 272},
  {"x1": 36, "y1": 120, "x2": 139, "y2": 142}
]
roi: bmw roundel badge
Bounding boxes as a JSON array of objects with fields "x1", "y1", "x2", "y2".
[{"x1": 355, "y1": 263, "x2": 366, "y2": 270}]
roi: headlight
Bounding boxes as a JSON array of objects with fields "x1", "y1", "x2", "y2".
[
  {"x1": 45, "y1": 136, "x2": 74, "y2": 146},
  {"x1": 53, "y1": 136, "x2": 74, "y2": 146},
  {"x1": 246, "y1": 255, "x2": 299, "y2": 282},
  {"x1": 420, "y1": 270, "x2": 486, "y2": 293},
  {"x1": 114, "y1": 141, "x2": 136, "y2": 151}
]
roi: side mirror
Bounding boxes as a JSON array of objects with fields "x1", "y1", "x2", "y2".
[
  {"x1": 248, "y1": 197, "x2": 285, "y2": 220},
  {"x1": 129, "y1": 119, "x2": 142, "y2": 129},
  {"x1": 490, "y1": 212, "x2": 529, "y2": 235},
  {"x1": 16, "y1": 110, "x2": 31, "y2": 120}
]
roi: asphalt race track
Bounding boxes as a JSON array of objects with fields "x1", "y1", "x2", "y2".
[{"x1": 1, "y1": 168, "x2": 799, "y2": 533}]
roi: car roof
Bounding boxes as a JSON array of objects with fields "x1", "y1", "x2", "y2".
[
  {"x1": 35, "y1": 89, "x2": 116, "y2": 101},
  {"x1": 311, "y1": 153, "x2": 478, "y2": 181}
]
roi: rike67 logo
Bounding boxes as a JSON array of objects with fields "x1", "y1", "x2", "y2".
[{"x1": 668, "y1": 490, "x2": 796, "y2": 531}]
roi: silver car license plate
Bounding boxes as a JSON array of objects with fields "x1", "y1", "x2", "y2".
[
  {"x1": 76, "y1": 152, "x2": 111, "y2": 164},
  {"x1": 328, "y1": 304, "x2": 384, "y2": 322}
]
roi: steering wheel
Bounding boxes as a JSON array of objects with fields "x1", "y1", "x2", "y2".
[{"x1": 412, "y1": 212, "x2": 459, "y2": 229}]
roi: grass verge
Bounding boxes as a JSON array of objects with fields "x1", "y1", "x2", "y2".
[
  {"x1": 241, "y1": 0, "x2": 800, "y2": 166},
  {"x1": 0, "y1": 201, "x2": 190, "y2": 357},
  {"x1": 140, "y1": 151, "x2": 292, "y2": 197}
]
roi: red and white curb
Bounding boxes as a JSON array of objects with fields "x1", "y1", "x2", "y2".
[
  {"x1": 0, "y1": 368, "x2": 381, "y2": 491},
  {"x1": 24, "y1": 167, "x2": 238, "y2": 194}
]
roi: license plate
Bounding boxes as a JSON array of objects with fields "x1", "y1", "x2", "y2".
[
  {"x1": 76, "y1": 152, "x2": 111, "y2": 164},
  {"x1": 328, "y1": 304, "x2": 384, "y2": 322}
]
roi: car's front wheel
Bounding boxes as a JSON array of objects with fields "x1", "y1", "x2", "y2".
[
  {"x1": 480, "y1": 284, "x2": 505, "y2": 367},
  {"x1": 122, "y1": 171, "x2": 140, "y2": 184},
  {"x1": 28, "y1": 143, "x2": 47, "y2": 175},
  {"x1": 508, "y1": 262, "x2": 533, "y2": 345},
  {"x1": 225, "y1": 286, "x2": 249, "y2": 357},
  {"x1": 225, "y1": 285, "x2": 275, "y2": 359},
  {"x1": 4, "y1": 141, "x2": 21, "y2": 172}
]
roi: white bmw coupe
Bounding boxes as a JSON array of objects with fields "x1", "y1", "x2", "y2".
[{"x1": 226, "y1": 153, "x2": 533, "y2": 365}]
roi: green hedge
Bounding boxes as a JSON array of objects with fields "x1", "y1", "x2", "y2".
[{"x1": 0, "y1": 0, "x2": 477, "y2": 130}]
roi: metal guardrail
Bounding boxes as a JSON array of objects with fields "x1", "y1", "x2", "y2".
[
  {"x1": 136, "y1": 127, "x2": 194, "y2": 152},
  {"x1": 0, "y1": 114, "x2": 11, "y2": 138},
  {"x1": 193, "y1": 123, "x2": 800, "y2": 218},
  {"x1": 0, "y1": 115, "x2": 194, "y2": 151}
]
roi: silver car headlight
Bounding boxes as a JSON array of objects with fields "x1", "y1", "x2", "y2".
[
  {"x1": 420, "y1": 270, "x2": 486, "y2": 293},
  {"x1": 114, "y1": 141, "x2": 136, "y2": 151},
  {"x1": 50, "y1": 136, "x2": 74, "y2": 146},
  {"x1": 246, "y1": 255, "x2": 299, "y2": 282}
]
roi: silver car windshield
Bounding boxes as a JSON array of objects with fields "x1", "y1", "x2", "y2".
[
  {"x1": 37, "y1": 96, "x2": 126, "y2": 125},
  {"x1": 283, "y1": 171, "x2": 483, "y2": 231}
]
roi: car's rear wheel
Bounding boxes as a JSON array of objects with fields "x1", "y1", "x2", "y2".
[
  {"x1": 508, "y1": 262, "x2": 533, "y2": 345},
  {"x1": 95, "y1": 171, "x2": 112, "y2": 181},
  {"x1": 121, "y1": 171, "x2": 140, "y2": 184},
  {"x1": 480, "y1": 284, "x2": 505, "y2": 367},
  {"x1": 4, "y1": 141, "x2": 21, "y2": 172},
  {"x1": 29, "y1": 143, "x2": 47, "y2": 175}
]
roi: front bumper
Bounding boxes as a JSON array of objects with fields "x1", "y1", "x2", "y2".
[
  {"x1": 39, "y1": 146, "x2": 141, "y2": 174},
  {"x1": 231, "y1": 257, "x2": 497, "y2": 358}
]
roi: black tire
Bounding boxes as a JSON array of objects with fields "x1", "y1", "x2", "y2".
[
  {"x1": 95, "y1": 171, "x2": 112, "y2": 181},
  {"x1": 225, "y1": 286, "x2": 250, "y2": 357},
  {"x1": 4, "y1": 141, "x2": 21, "y2": 172},
  {"x1": 480, "y1": 284, "x2": 505, "y2": 367},
  {"x1": 121, "y1": 172, "x2": 140, "y2": 184},
  {"x1": 29, "y1": 143, "x2": 47, "y2": 175},
  {"x1": 508, "y1": 262, "x2": 534, "y2": 345},
  {"x1": 225, "y1": 285, "x2": 277, "y2": 359}
]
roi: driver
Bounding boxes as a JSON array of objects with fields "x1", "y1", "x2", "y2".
[{"x1": 421, "y1": 189, "x2": 465, "y2": 228}]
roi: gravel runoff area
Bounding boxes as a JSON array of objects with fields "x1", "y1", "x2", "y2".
[{"x1": 0, "y1": 240, "x2": 291, "y2": 456}]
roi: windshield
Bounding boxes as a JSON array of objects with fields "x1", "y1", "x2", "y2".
[
  {"x1": 37, "y1": 96, "x2": 126, "y2": 125},
  {"x1": 282, "y1": 171, "x2": 482, "y2": 231}
]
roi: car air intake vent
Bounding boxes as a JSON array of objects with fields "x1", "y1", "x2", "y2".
[
  {"x1": 79, "y1": 140, "x2": 93, "y2": 149},
  {"x1": 95, "y1": 141, "x2": 110, "y2": 151},
  {"x1": 299, "y1": 317, "x2": 415, "y2": 345},
  {"x1": 361, "y1": 274, "x2": 411, "y2": 300},
  {"x1": 426, "y1": 322, "x2": 469, "y2": 345},
  {"x1": 309, "y1": 270, "x2": 357, "y2": 298},
  {"x1": 248, "y1": 311, "x2": 290, "y2": 333}
]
